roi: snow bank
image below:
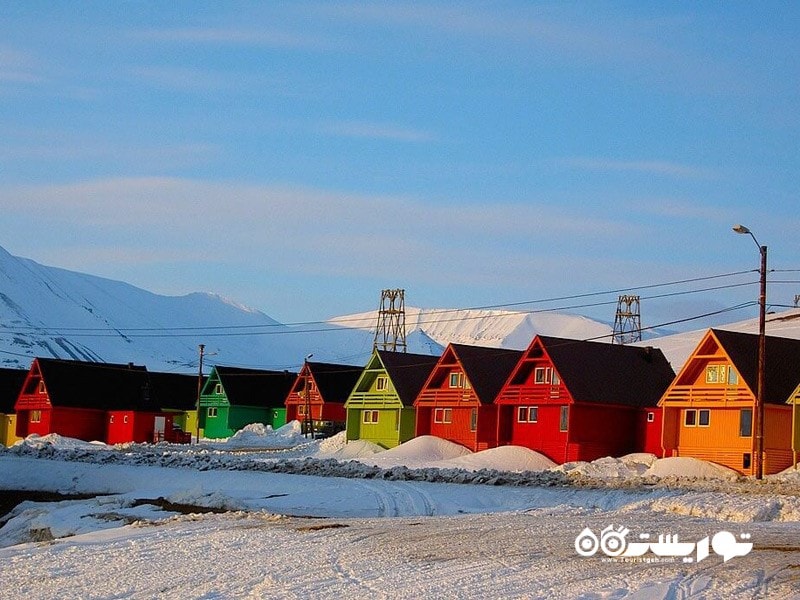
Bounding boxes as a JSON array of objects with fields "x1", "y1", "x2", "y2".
[
  {"x1": 440, "y1": 446, "x2": 556, "y2": 472},
  {"x1": 210, "y1": 421, "x2": 308, "y2": 449},
  {"x1": 644, "y1": 456, "x2": 740, "y2": 480},
  {"x1": 357, "y1": 435, "x2": 472, "y2": 468},
  {"x1": 649, "y1": 491, "x2": 800, "y2": 522},
  {"x1": 554, "y1": 455, "x2": 656, "y2": 479},
  {"x1": 321, "y1": 439, "x2": 385, "y2": 460},
  {"x1": 15, "y1": 434, "x2": 106, "y2": 450}
]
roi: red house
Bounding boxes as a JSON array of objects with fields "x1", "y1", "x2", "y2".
[
  {"x1": 414, "y1": 344, "x2": 523, "y2": 451},
  {"x1": 285, "y1": 361, "x2": 361, "y2": 436},
  {"x1": 495, "y1": 336, "x2": 675, "y2": 463},
  {"x1": 15, "y1": 358, "x2": 179, "y2": 444}
]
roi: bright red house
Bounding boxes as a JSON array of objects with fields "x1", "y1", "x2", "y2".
[
  {"x1": 285, "y1": 361, "x2": 361, "y2": 436},
  {"x1": 14, "y1": 358, "x2": 180, "y2": 444},
  {"x1": 414, "y1": 344, "x2": 523, "y2": 451},
  {"x1": 495, "y1": 336, "x2": 675, "y2": 463}
]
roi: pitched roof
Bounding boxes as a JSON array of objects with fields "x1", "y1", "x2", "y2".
[
  {"x1": 0, "y1": 367, "x2": 27, "y2": 413},
  {"x1": 147, "y1": 371, "x2": 198, "y2": 411},
  {"x1": 711, "y1": 329, "x2": 800, "y2": 405},
  {"x1": 307, "y1": 362, "x2": 362, "y2": 404},
  {"x1": 33, "y1": 358, "x2": 159, "y2": 411},
  {"x1": 450, "y1": 344, "x2": 524, "y2": 404},
  {"x1": 536, "y1": 336, "x2": 675, "y2": 408},
  {"x1": 377, "y1": 350, "x2": 440, "y2": 406},
  {"x1": 214, "y1": 366, "x2": 297, "y2": 407}
]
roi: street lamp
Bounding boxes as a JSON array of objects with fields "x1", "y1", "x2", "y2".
[
  {"x1": 303, "y1": 354, "x2": 314, "y2": 439},
  {"x1": 732, "y1": 224, "x2": 767, "y2": 479}
]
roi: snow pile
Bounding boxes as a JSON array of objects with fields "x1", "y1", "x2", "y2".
[
  {"x1": 554, "y1": 454, "x2": 657, "y2": 479},
  {"x1": 212, "y1": 421, "x2": 308, "y2": 449},
  {"x1": 644, "y1": 457, "x2": 740, "y2": 481},
  {"x1": 440, "y1": 446, "x2": 556, "y2": 472},
  {"x1": 314, "y1": 431, "x2": 348, "y2": 454},
  {"x1": 357, "y1": 435, "x2": 472, "y2": 468},
  {"x1": 14, "y1": 433, "x2": 106, "y2": 450},
  {"x1": 771, "y1": 465, "x2": 800, "y2": 483},
  {"x1": 321, "y1": 439, "x2": 385, "y2": 460}
]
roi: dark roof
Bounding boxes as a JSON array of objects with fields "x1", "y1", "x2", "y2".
[
  {"x1": 537, "y1": 336, "x2": 675, "y2": 408},
  {"x1": 34, "y1": 358, "x2": 159, "y2": 411},
  {"x1": 147, "y1": 371, "x2": 198, "y2": 410},
  {"x1": 450, "y1": 344, "x2": 524, "y2": 404},
  {"x1": 214, "y1": 366, "x2": 297, "y2": 407},
  {"x1": 308, "y1": 362, "x2": 362, "y2": 404},
  {"x1": 711, "y1": 329, "x2": 800, "y2": 405},
  {"x1": 0, "y1": 367, "x2": 27, "y2": 413},
  {"x1": 377, "y1": 350, "x2": 440, "y2": 406}
]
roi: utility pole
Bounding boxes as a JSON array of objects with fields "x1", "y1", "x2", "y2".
[
  {"x1": 303, "y1": 354, "x2": 314, "y2": 439},
  {"x1": 195, "y1": 344, "x2": 205, "y2": 444},
  {"x1": 733, "y1": 224, "x2": 767, "y2": 480}
]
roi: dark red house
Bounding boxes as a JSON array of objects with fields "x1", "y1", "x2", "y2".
[
  {"x1": 414, "y1": 344, "x2": 523, "y2": 451},
  {"x1": 285, "y1": 361, "x2": 361, "y2": 436},
  {"x1": 495, "y1": 336, "x2": 675, "y2": 463},
  {"x1": 14, "y1": 358, "x2": 180, "y2": 444}
]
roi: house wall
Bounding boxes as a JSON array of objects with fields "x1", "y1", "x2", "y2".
[
  {"x1": 107, "y1": 411, "x2": 135, "y2": 445},
  {"x1": 502, "y1": 404, "x2": 567, "y2": 462},
  {"x1": 228, "y1": 405, "x2": 270, "y2": 432},
  {"x1": 669, "y1": 406, "x2": 755, "y2": 474},
  {"x1": 45, "y1": 407, "x2": 107, "y2": 442},
  {"x1": 636, "y1": 408, "x2": 664, "y2": 457},
  {"x1": 203, "y1": 406, "x2": 233, "y2": 439},
  {"x1": 422, "y1": 406, "x2": 479, "y2": 451},
  {"x1": 568, "y1": 404, "x2": 639, "y2": 462}
]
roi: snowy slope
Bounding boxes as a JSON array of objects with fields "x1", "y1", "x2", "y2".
[{"x1": 330, "y1": 306, "x2": 614, "y2": 350}]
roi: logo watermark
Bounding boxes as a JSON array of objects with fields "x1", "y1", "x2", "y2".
[{"x1": 575, "y1": 525, "x2": 752, "y2": 564}]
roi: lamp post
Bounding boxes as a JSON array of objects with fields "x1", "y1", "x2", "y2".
[
  {"x1": 303, "y1": 354, "x2": 314, "y2": 439},
  {"x1": 732, "y1": 224, "x2": 767, "y2": 479},
  {"x1": 195, "y1": 344, "x2": 205, "y2": 444}
]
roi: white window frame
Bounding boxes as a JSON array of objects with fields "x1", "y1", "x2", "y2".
[
  {"x1": 646, "y1": 411, "x2": 655, "y2": 423},
  {"x1": 559, "y1": 406, "x2": 568, "y2": 432},
  {"x1": 449, "y1": 372, "x2": 463, "y2": 388},
  {"x1": 214, "y1": 383, "x2": 223, "y2": 395},
  {"x1": 30, "y1": 410, "x2": 42, "y2": 423},
  {"x1": 375, "y1": 376, "x2": 389, "y2": 391},
  {"x1": 434, "y1": 408, "x2": 452, "y2": 424},
  {"x1": 207, "y1": 407, "x2": 218, "y2": 418},
  {"x1": 534, "y1": 367, "x2": 551, "y2": 384},
  {"x1": 38, "y1": 380, "x2": 46, "y2": 394},
  {"x1": 362, "y1": 410, "x2": 379, "y2": 424},
  {"x1": 698, "y1": 409, "x2": 710, "y2": 427},
  {"x1": 684, "y1": 409, "x2": 697, "y2": 427}
]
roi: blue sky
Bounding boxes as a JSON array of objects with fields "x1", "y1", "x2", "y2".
[{"x1": 1, "y1": 2, "x2": 798, "y2": 331}]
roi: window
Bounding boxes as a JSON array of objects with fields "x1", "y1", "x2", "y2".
[
  {"x1": 684, "y1": 409, "x2": 697, "y2": 426},
  {"x1": 434, "y1": 408, "x2": 452, "y2": 423},
  {"x1": 739, "y1": 409, "x2": 753, "y2": 437},
  {"x1": 646, "y1": 411, "x2": 655, "y2": 423},
  {"x1": 31, "y1": 410, "x2": 42, "y2": 423},
  {"x1": 123, "y1": 415, "x2": 129, "y2": 424},
  {"x1": 698, "y1": 409, "x2": 710, "y2": 427},
  {"x1": 551, "y1": 371, "x2": 560, "y2": 385},
  {"x1": 517, "y1": 406, "x2": 528, "y2": 422},
  {"x1": 214, "y1": 383, "x2": 223, "y2": 395},
  {"x1": 109, "y1": 415, "x2": 115, "y2": 424},
  {"x1": 743, "y1": 453, "x2": 751, "y2": 470},
  {"x1": 727, "y1": 368, "x2": 739, "y2": 385},
  {"x1": 207, "y1": 407, "x2": 218, "y2": 418},
  {"x1": 705, "y1": 365, "x2": 720, "y2": 384},
  {"x1": 362, "y1": 410, "x2": 379, "y2": 424},
  {"x1": 706, "y1": 364, "x2": 736, "y2": 385},
  {"x1": 528, "y1": 406, "x2": 538, "y2": 422},
  {"x1": 517, "y1": 406, "x2": 538, "y2": 423},
  {"x1": 449, "y1": 372, "x2": 464, "y2": 388},
  {"x1": 470, "y1": 408, "x2": 478, "y2": 432},
  {"x1": 375, "y1": 376, "x2": 389, "y2": 391},
  {"x1": 534, "y1": 367, "x2": 551, "y2": 384},
  {"x1": 297, "y1": 404, "x2": 306, "y2": 416},
  {"x1": 559, "y1": 406, "x2": 568, "y2": 432},
  {"x1": 38, "y1": 380, "x2": 46, "y2": 394}
]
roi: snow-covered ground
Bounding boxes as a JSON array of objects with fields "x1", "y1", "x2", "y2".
[{"x1": 2, "y1": 423, "x2": 800, "y2": 599}]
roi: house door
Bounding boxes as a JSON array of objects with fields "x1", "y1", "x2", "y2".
[{"x1": 153, "y1": 416, "x2": 166, "y2": 442}]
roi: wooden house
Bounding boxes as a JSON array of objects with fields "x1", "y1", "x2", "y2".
[
  {"x1": 285, "y1": 361, "x2": 361, "y2": 436},
  {"x1": 199, "y1": 366, "x2": 296, "y2": 439},
  {"x1": 659, "y1": 329, "x2": 800, "y2": 475},
  {"x1": 0, "y1": 367, "x2": 27, "y2": 446},
  {"x1": 495, "y1": 336, "x2": 675, "y2": 463},
  {"x1": 345, "y1": 350, "x2": 439, "y2": 448},
  {"x1": 14, "y1": 358, "x2": 169, "y2": 444},
  {"x1": 788, "y1": 382, "x2": 800, "y2": 469},
  {"x1": 414, "y1": 344, "x2": 523, "y2": 451},
  {"x1": 147, "y1": 371, "x2": 198, "y2": 443}
]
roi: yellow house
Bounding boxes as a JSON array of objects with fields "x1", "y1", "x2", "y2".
[
  {"x1": 788, "y1": 382, "x2": 800, "y2": 470},
  {"x1": 0, "y1": 367, "x2": 28, "y2": 446},
  {"x1": 660, "y1": 329, "x2": 800, "y2": 476}
]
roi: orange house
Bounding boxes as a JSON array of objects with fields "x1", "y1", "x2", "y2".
[
  {"x1": 659, "y1": 329, "x2": 800, "y2": 475},
  {"x1": 414, "y1": 344, "x2": 522, "y2": 451}
]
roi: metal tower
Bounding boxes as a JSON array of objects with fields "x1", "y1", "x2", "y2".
[
  {"x1": 612, "y1": 295, "x2": 642, "y2": 345},
  {"x1": 374, "y1": 289, "x2": 407, "y2": 352},
  {"x1": 795, "y1": 294, "x2": 800, "y2": 308}
]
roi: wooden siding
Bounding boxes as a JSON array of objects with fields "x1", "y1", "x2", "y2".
[{"x1": 18, "y1": 406, "x2": 107, "y2": 442}]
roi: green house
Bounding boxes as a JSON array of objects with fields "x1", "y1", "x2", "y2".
[
  {"x1": 199, "y1": 366, "x2": 296, "y2": 439},
  {"x1": 345, "y1": 350, "x2": 439, "y2": 448}
]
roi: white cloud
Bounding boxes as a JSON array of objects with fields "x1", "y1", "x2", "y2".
[{"x1": 319, "y1": 120, "x2": 437, "y2": 143}]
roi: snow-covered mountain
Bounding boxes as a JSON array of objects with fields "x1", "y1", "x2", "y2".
[
  {"x1": 5, "y1": 244, "x2": 795, "y2": 375},
  {"x1": 0, "y1": 246, "x2": 616, "y2": 372}
]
